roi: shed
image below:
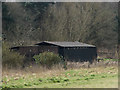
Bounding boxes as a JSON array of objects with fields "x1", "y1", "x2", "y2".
[
  {"x1": 11, "y1": 41, "x2": 97, "y2": 63},
  {"x1": 35, "y1": 41, "x2": 97, "y2": 63}
]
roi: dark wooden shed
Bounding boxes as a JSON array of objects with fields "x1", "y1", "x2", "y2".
[
  {"x1": 35, "y1": 41, "x2": 97, "y2": 63},
  {"x1": 11, "y1": 41, "x2": 97, "y2": 63}
]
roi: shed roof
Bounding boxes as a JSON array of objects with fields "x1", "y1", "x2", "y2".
[{"x1": 35, "y1": 41, "x2": 96, "y2": 47}]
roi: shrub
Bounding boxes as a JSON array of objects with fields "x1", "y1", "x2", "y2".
[
  {"x1": 2, "y1": 42, "x2": 25, "y2": 68},
  {"x1": 33, "y1": 52, "x2": 62, "y2": 68}
]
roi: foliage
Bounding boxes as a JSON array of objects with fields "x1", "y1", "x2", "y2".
[
  {"x1": 2, "y1": 2, "x2": 118, "y2": 50},
  {"x1": 2, "y1": 42, "x2": 25, "y2": 68},
  {"x1": 33, "y1": 52, "x2": 62, "y2": 68}
]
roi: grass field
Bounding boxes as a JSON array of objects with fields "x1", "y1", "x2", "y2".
[{"x1": 2, "y1": 65, "x2": 118, "y2": 88}]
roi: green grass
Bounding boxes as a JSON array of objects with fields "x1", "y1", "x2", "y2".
[
  {"x1": 2, "y1": 66, "x2": 118, "y2": 88},
  {"x1": 103, "y1": 58, "x2": 118, "y2": 61}
]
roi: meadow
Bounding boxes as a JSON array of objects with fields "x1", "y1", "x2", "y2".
[{"x1": 2, "y1": 60, "x2": 118, "y2": 88}]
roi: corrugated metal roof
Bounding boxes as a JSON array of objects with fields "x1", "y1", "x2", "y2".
[{"x1": 35, "y1": 41, "x2": 96, "y2": 47}]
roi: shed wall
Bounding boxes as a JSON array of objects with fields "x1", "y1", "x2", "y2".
[
  {"x1": 13, "y1": 46, "x2": 58, "y2": 58},
  {"x1": 59, "y1": 47, "x2": 97, "y2": 63}
]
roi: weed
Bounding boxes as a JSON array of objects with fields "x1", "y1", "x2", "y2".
[
  {"x1": 101, "y1": 76, "x2": 107, "y2": 78},
  {"x1": 46, "y1": 77, "x2": 69, "y2": 83},
  {"x1": 84, "y1": 77, "x2": 89, "y2": 80},
  {"x1": 24, "y1": 82, "x2": 32, "y2": 86},
  {"x1": 33, "y1": 82, "x2": 40, "y2": 85},
  {"x1": 91, "y1": 74, "x2": 95, "y2": 77},
  {"x1": 38, "y1": 78, "x2": 43, "y2": 82}
]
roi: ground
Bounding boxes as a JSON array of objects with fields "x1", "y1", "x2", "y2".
[{"x1": 2, "y1": 65, "x2": 118, "y2": 88}]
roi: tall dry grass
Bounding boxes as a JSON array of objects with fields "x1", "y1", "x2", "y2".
[
  {"x1": 2, "y1": 60, "x2": 118, "y2": 78},
  {"x1": 67, "y1": 60, "x2": 118, "y2": 69}
]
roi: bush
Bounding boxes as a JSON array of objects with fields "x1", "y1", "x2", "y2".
[
  {"x1": 2, "y1": 42, "x2": 25, "y2": 68},
  {"x1": 33, "y1": 52, "x2": 62, "y2": 68}
]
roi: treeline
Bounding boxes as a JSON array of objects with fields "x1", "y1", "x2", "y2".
[{"x1": 2, "y1": 2, "x2": 118, "y2": 49}]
